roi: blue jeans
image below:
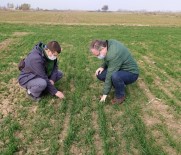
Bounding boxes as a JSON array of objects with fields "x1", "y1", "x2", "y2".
[{"x1": 97, "y1": 69, "x2": 139, "y2": 98}]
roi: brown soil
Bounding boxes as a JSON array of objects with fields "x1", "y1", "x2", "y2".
[
  {"x1": 0, "y1": 78, "x2": 25, "y2": 119},
  {"x1": 0, "y1": 39, "x2": 12, "y2": 51},
  {"x1": 12, "y1": 32, "x2": 30, "y2": 36}
]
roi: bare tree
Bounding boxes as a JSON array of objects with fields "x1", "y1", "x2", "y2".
[
  {"x1": 7, "y1": 3, "x2": 14, "y2": 9},
  {"x1": 19, "y1": 3, "x2": 31, "y2": 10},
  {"x1": 102, "y1": 5, "x2": 108, "y2": 12}
]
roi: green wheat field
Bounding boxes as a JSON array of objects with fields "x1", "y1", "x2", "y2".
[{"x1": 0, "y1": 10, "x2": 181, "y2": 155}]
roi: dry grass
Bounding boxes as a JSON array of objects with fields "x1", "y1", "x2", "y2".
[{"x1": 0, "y1": 10, "x2": 181, "y2": 26}]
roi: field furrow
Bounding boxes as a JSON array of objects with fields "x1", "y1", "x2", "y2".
[{"x1": 0, "y1": 21, "x2": 180, "y2": 154}]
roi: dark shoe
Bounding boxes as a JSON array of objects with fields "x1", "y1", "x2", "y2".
[
  {"x1": 26, "y1": 93, "x2": 41, "y2": 102},
  {"x1": 111, "y1": 96, "x2": 125, "y2": 105}
]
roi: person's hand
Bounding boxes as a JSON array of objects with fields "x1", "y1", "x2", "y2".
[
  {"x1": 50, "y1": 80, "x2": 54, "y2": 85},
  {"x1": 95, "y1": 67, "x2": 104, "y2": 76},
  {"x1": 55, "y1": 91, "x2": 65, "y2": 99},
  {"x1": 100, "y1": 95, "x2": 107, "y2": 102}
]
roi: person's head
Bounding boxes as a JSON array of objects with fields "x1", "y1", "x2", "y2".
[
  {"x1": 44, "y1": 41, "x2": 61, "y2": 60},
  {"x1": 90, "y1": 40, "x2": 107, "y2": 59}
]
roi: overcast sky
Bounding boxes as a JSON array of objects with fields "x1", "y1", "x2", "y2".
[{"x1": 0, "y1": 0, "x2": 181, "y2": 12}]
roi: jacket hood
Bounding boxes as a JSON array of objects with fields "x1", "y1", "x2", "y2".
[{"x1": 33, "y1": 42, "x2": 46, "y2": 56}]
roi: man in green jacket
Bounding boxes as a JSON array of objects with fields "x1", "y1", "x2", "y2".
[{"x1": 90, "y1": 39, "x2": 139, "y2": 104}]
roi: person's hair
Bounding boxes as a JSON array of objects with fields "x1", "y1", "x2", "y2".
[
  {"x1": 90, "y1": 40, "x2": 107, "y2": 51},
  {"x1": 46, "y1": 41, "x2": 61, "y2": 53}
]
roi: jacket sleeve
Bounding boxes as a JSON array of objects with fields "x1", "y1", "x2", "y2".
[
  {"x1": 29, "y1": 57, "x2": 58, "y2": 95},
  {"x1": 101, "y1": 61, "x2": 107, "y2": 68}
]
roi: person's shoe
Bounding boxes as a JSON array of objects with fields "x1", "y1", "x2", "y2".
[
  {"x1": 111, "y1": 96, "x2": 125, "y2": 105},
  {"x1": 26, "y1": 92, "x2": 41, "y2": 102}
]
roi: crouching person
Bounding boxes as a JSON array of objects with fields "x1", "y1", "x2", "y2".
[
  {"x1": 18, "y1": 41, "x2": 65, "y2": 102},
  {"x1": 90, "y1": 39, "x2": 139, "y2": 104}
]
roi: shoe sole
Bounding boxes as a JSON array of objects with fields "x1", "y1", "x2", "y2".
[{"x1": 26, "y1": 93, "x2": 41, "y2": 102}]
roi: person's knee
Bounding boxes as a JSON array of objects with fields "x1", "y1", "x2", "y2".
[
  {"x1": 55, "y1": 70, "x2": 63, "y2": 82},
  {"x1": 97, "y1": 74, "x2": 105, "y2": 81},
  {"x1": 39, "y1": 79, "x2": 47, "y2": 90},
  {"x1": 58, "y1": 70, "x2": 63, "y2": 79},
  {"x1": 111, "y1": 72, "x2": 120, "y2": 82}
]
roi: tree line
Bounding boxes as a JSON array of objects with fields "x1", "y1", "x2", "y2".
[
  {"x1": 4, "y1": 3, "x2": 31, "y2": 10},
  {"x1": 1, "y1": 3, "x2": 109, "y2": 11}
]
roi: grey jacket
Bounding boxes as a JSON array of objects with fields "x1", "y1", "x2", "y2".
[{"x1": 18, "y1": 42, "x2": 59, "y2": 95}]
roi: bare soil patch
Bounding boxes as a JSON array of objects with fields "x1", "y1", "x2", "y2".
[
  {"x1": 0, "y1": 39, "x2": 12, "y2": 51},
  {"x1": 12, "y1": 32, "x2": 30, "y2": 36},
  {"x1": 152, "y1": 130, "x2": 178, "y2": 155},
  {"x1": 70, "y1": 144, "x2": 84, "y2": 155},
  {"x1": 0, "y1": 78, "x2": 25, "y2": 119}
]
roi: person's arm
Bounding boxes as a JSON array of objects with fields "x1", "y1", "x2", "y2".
[
  {"x1": 101, "y1": 61, "x2": 107, "y2": 68},
  {"x1": 102, "y1": 59, "x2": 120, "y2": 96},
  {"x1": 100, "y1": 59, "x2": 121, "y2": 102}
]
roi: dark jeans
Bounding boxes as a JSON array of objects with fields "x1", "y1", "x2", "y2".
[{"x1": 97, "y1": 69, "x2": 139, "y2": 98}]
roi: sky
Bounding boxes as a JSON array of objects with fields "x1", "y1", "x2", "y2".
[{"x1": 0, "y1": 0, "x2": 181, "y2": 12}]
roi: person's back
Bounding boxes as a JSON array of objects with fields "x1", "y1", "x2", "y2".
[
  {"x1": 105, "y1": 39, "x2": 139, "y2": 74},
  {"x1": 19, "y1": 42, "x2": 44, "y2": 86}
]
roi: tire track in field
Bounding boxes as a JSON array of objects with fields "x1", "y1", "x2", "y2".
[
  {"x1": 0, "y1": 32, "x2": 30, "y2": 117},
  {"x1": 0, "y1": 78, "x2": 25, "y2": 119},
  {"x1": 137, "y1": 72, "x2": 181, "y2": 134},
  {"x1": 12, "y1": 32, "x2": 30, "y2": 37},
  {"x1": 142, "y1": 55, "x2": 181, "y2": 89},
  {"x1": 89, "y1": 82, "x2": 104, "y2": 153},
  {"x1": 92, "y1": 111, "x2": 104, "y2": 155},
  {"x1": 138, "y1": 78, "x2": 180, "y2": 155},
  {"x1": 58, "y1": 112, "x2": 70, "y2": 153},
  {"x1": 140, "y1": 55, "x2": 180, "y2": 105},
  {"x1": 0, "y1": 78, "x2": 28, "y2": 154},
  {"x1": 0, "y1": 32, "x2": 30, "y2": 52},
  {"x1": 153, "y1": 75, "x2": 180, "y2": 104},
  {"x1": 0, "y1": 39, "x2": 12, "y2": 51},
  {"x1": 58, "y1": 78, "x2": 74, "y2": 151},
  {"x1": 57, "y1": 97, "x2": 71, "y2": 154},
  {"x1": 104, "y1": 105, "x2": 140, "y2": 155}
]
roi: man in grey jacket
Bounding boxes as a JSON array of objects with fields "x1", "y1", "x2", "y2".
[{"x1": 18, "y1": 41, "x2": 64, "y2": 101}]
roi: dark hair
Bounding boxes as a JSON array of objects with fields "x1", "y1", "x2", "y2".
[
  {"x1": 46, "y1": 41, "x2": 61, "y2": 53},
  {"x1": 90, "y1": 40, "x2": 107, "y2": 51}
]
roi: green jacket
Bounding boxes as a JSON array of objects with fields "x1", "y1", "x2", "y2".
[{"x1": 101, "y1": 39, "x2": 139, "y2": 95}]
